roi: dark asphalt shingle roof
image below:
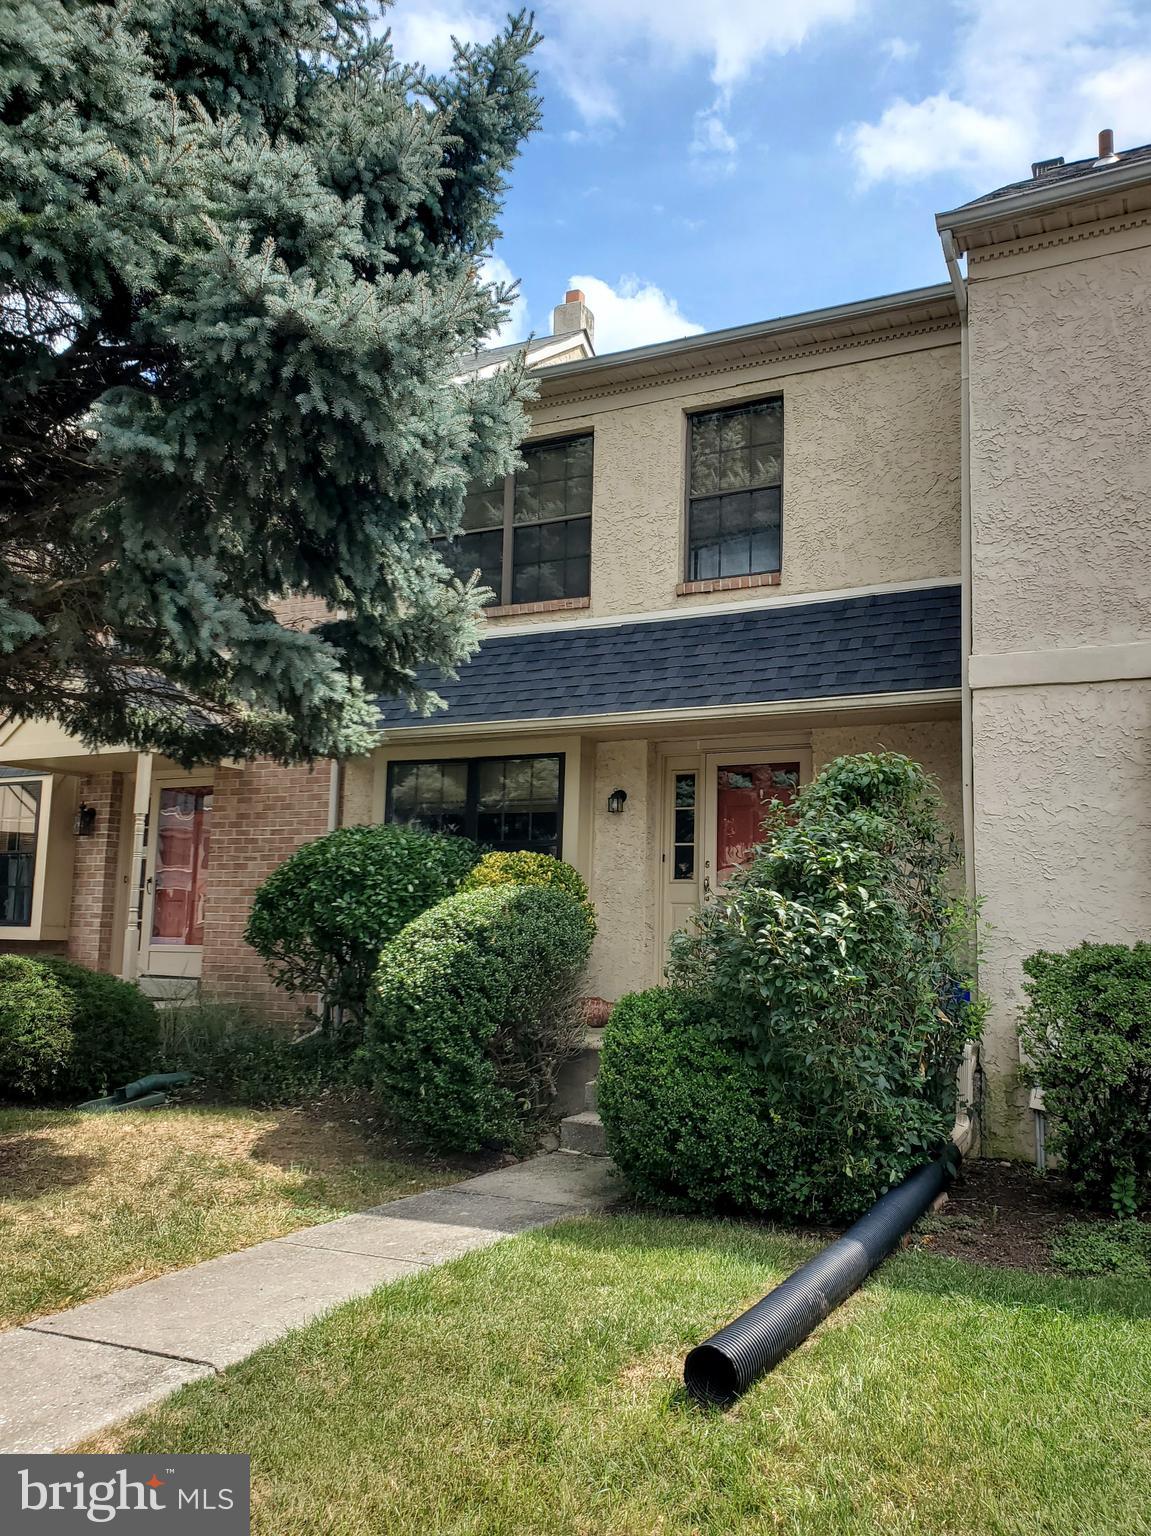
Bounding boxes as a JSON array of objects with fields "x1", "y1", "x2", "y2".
[
  {"x1": 379, "y1": 584, "x2": 960, "y2": 730},
  {"x1": 958, "y1": 142, "x2": 1151, "y2": 209}
]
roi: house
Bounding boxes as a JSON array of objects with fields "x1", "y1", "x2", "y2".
[{"x1": 3, "y1": 136, "x2": 1150, "y2": 1158}]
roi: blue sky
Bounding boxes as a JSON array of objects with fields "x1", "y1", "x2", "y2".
[{"x1": 388, "y1": 0, "x2": 1151, "y2": 353}]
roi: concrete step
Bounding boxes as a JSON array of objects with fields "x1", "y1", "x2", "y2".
[
  {"x1": 138, "y1": 976, "x2": 200, "y2": 1003},
  {"x1": 584, "y1": 1076, "x2": 598, "y2": 1112},
  {"x1": 559, "y1": 1109, "x2": 606, "y2": 1156},
  {"x1": 552, "y1": 1031, "x2": 604, "y2": 1118}
]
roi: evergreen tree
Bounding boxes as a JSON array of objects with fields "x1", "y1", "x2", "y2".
[{"x1": 0, "y1": 1, "x2": 541, "y2": 763}]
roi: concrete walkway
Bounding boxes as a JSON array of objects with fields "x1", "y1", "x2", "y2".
[{"x1": 0, "y1": 1152, "x2": 623, "y2": 1454}]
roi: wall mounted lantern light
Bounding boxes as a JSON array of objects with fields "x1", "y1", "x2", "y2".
[
  {"x1": 73, "y1": 801, "x2": 98, "y2": 837},
  {"x1": 606, "y1": 788, "x2": 628, "y2": 815}
]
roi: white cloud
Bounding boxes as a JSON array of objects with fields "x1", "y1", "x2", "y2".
[
  {"x1": 846, "y1": 0, "x2": 1151, "y2": 188},
  {"x1": 568, "y1": 274, "x2": 704, "y2": 354},
  {"x1": 387, "y1": 3, "x2": 501, "y2": 73},
  {"x1": 690, "y1": 104, "x2": 739, "y2": 172},
  {"x1": 480, "y1": 255, "x2": 530, "y2": 345},
  {"x1": 880, "y1": 36, "x2": 918, "y2": 64}
]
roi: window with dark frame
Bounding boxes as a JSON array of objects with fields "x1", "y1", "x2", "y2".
[
  {"x1": 0, "y1": 778, "x2": 41, "y2": 927},
  {"x1": 386, "y1": 754, "x2": 563, "y2": 857},
  {"x1": 672, "y1": 772, "x2": 697, "y2": 880},
  {"x1": 686, "y1": 397, "x2": 782, "y2": 581},
  {"x1": 435, "y1": 435, "x2": 593, "y2": 607}
]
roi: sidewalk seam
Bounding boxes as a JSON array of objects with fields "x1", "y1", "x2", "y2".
[{"x1": 20, "y1": 1326, "x2": 220, "y2": 1374}]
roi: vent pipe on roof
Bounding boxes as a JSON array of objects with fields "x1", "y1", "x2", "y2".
[{"x1": 1094, "y1": 128, "x2": 1119, "y2": 167}]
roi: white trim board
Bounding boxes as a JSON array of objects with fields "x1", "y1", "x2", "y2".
[
  {"x1": 377, "y1": 688, "x2": 962, "y2": 744},
  {"x1": 969, "y1": 641, "x2": 1151, "y2": 690}
]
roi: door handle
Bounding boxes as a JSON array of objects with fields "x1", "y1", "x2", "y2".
[
  {"x1": 145, "y1": 876, "x2": 153, "y2": 895},
  {"x1": 702, "y1": 875, "x2": 711, "y2": 897}
]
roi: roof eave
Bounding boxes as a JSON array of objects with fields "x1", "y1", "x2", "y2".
[
  {"x1": 936, "y1": 158, "x2": 1151, "y2": 240},
  {"x1": 533, "y1": 283, "x2": 957, "y2": 393}
]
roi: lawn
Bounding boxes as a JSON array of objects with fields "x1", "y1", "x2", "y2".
[
  {"x1": 0, "y1": 1105, "x2": 460, "y2": 1328},
  {"x1": 88, "y1": 1213, "x2": 1151, "y2": 1535}
]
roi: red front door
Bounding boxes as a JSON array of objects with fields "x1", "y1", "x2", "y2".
[
  {"x1": 151, "y1": 786, "x2": 212, "y2": 947},
  {"x1": 713, "y1": 761, "x2": 800, "y2": 886}
]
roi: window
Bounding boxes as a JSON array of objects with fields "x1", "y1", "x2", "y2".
[
  {"x1": 436, "y1": 435, "x2": 593, "y2": 606},
  {"x1": 387, "y1": 754, "x2": 563, "y2": 856},
  {"x1": 672, "y1": 773, "x2": 697, "y2": 880},
  {"x1": 0, "y1": 778, "x2": 41, "y2": 927},
  {"x1": 686, "y1": 397, "x2": 782, "y2": 581}
]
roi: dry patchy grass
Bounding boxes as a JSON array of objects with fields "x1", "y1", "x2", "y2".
[{"x1": 0, "y1": 1105, "x2": 459, "y2": 1326}]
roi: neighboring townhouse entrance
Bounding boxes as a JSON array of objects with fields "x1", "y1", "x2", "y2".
[
  {"x1": 658, "y1": 743, "x2": 810, "y2": 964},
  {"x1": 142, "y1": 775, "x2": 213, "y2": 978}
]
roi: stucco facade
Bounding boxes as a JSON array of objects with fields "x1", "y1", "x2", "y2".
[{"x1": 948, "y1": 172, "x2": 1151, "y2": 1155}]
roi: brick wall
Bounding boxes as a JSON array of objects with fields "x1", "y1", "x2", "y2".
[
  {"x1": 200, "y1": 759, "x2": 332, "y2": 1022},
  {"x1": 67, "y1": 773, "x2": 125, "y2": 972}
]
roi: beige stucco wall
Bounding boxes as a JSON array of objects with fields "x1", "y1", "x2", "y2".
[
  {"x1": 811, "y1": 719, "x2": 963, "y2": 848},
  {"x1": 340, "y1": 757, "x2": 375, "y2": 826},
  {"x1": 489, "y1": 339, "x2": 961, "y2": 627},
  {"x1": 967, "y1": 218, "x2": 1151, "y2": 1155},
  {"x1": 968, "y1": 239, "x2": 1151, "y2": 655},
  {"x1": 586, "y1": 739, "x2": 658, "y2": 1000},
  {"x1": 973, "y1": 679, "x2": 1151, "y2": 1156}
]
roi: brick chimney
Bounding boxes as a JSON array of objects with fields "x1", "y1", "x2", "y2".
[{"x1": 552, "y1": 288, "x2": 595, "y2": 346}]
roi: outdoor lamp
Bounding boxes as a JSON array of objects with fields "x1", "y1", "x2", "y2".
[
  {"x1": 73, "y1": 801, "x2": 98, "y2": 837},
  {"x1": 606, "y1": 788, "x2": 628, "y2": 814}
]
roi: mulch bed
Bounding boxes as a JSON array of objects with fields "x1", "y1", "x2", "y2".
[{"x1": 908, "y1": 1158, "x2": 1086, "y2": 1274}]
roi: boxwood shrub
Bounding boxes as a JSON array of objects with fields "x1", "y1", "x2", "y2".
[
  {"x1": 462, "y1": 851, "x2": 596, "y2": 935},
  {"x1": 245, "y1": 823, "x2": 480, "y2": 1029},
  {"x1": 0, "y1": 955, "x2": 75, "y2": 1096},
  {"x1": 1020, "y1": 941, "x2": 1151, "y2": 1213},
  {"x1": 35, "y1": 956, "x2": 158, "y2": 1098},
  {"x1": 368, "y1": 884, "x2": 592, "y2": 1151}
]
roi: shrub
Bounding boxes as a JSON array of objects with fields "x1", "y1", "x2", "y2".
[
  {"x1": 598, "y1": 989, "x2": 787, "y2": 1215},
  {"x1": 1051, "y1": 1218, "x2": 1151, "y2": 1278},
  {"x1": 462, "y1": 851, "x2": 596, "y2": 934},
  {"x1": 159, "y1": 1000, "x2": 357, "y2": 1107},
  {"x1": 659, "y1": 752, "x2": 979, "y2": 1221},
  {"x1": 368, "y1": 885, "x2": 592, "y2": 1151},
  {"x1": 33, "y1": 957, "x2": 158, "y2": 1098},
  {"x1": 0, "y1": 955, "x2": 75, "y2": 1095},
  {"x1": 1019, "y1": 942, "x2": 1151, "y2": 1213},
  {"x1": 245, "y1": 823, "x2": 480, "y2": 1030}
]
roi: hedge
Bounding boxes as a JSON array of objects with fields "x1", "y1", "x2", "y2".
[
  {"x1": 368, "y1": 884, "x2": 592, "y2": 1151},
  {"x1": 35, "y1": 956, "x2": 158, "y2": 1098},
  {"x1": 0, "y1": 955, "x2": 75, "y2": 1095}
]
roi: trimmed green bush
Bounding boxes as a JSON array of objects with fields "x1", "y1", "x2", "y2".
[
  {"x1": 0, "y1": 955, "x2": 75, "y2": 1095},
  {"x1": 368, "y1": 884, "x2": 592, "y2": 1151},
  {"x1": 462, "y1": 851, "x2": 596, "y2": 934},
  {"x1": 34, "y1": 957, "x2": 158, "y2": 1098},
  {"x1": 1020, "y1": 941, "x2": 1151, "y2": 1213},
  {"x1": 650, "y1": 752, "x2": 979, "y2": 1221},
  {"x1": 597, "y1": 988, "x2": 783, "y2": 1215},
  {"x1": 245, "y1": 823, "x2": 480, "y2": 1029}
]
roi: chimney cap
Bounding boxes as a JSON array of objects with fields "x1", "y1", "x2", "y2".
[{"x1": 564, "y1": 289, "x2": 585, "y2": 304}]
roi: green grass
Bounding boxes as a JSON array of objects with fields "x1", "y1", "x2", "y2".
[
  {"x1": 90, "y1": 1214, "x2": 1151, "y2": 1535},
  {"x1": 0, "y1": 1106, "x2": 458, "y2": 1327}
]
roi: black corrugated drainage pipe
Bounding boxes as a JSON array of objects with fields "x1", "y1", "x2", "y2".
[{"x1": 684, "y1": 1153, "x2": 956, "y2": 1407}]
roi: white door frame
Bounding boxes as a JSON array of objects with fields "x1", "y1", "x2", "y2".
[{"x1": 140, "y1": 769, "x2": 214, "y2": 979}]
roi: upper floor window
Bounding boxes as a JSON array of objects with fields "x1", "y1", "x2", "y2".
[
  {"x1": 0, "y1": 776, "x2": 41, "y2": 927},
  {"x1": 437, "y1": 434, "x2": 593, "y2": 607},
  {"x1": 686, "y1": 398, "x2": 782, "y2": 581}
]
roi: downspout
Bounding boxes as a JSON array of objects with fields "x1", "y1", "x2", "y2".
[
  {"x1": 327, "y1": 758, "x2": 342, "y2": 832},
  {"x1": 939, "y1": 227, "x2": 975, "y2": 908}
]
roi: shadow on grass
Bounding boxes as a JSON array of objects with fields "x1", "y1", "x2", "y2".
[{"x1": 0, "y1": 1128, "x2": 97, "y2": 1201}]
